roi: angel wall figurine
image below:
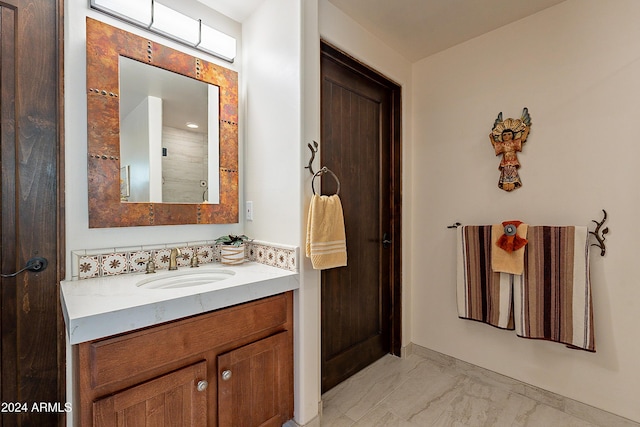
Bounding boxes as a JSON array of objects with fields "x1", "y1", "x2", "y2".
[{"x1": 489, "y1": 108, "x2": 532, "y2": 192}]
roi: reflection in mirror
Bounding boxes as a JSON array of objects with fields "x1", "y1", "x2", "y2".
[{"x1": 119, "y1": 56, "x2": 220, "y2": 204}]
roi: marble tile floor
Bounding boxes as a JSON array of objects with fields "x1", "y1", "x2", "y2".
[{"x1": 320, "y1": 349, "x2": 639, "y2": 427}]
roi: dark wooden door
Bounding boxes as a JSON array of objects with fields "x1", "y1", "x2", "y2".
[
  {"x1": 93, "y1": 361, "x2": 207, "y2": 426},
  {"x1": 320, "y1": 42, "x2": 402, "y2": 393},
  {"x1": 218, "y1": 331, "x2": 292, "y2": 427},
  {"x1": 0, "y1": 1, "x2": 64, "y2": 426}
]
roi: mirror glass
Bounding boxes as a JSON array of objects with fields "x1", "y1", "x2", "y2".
[
  {"x1": 119, "y1": 56, "x2": 220, "y2": 204},
  {"x1": 86, "y1": 17, "x2": 239, "y2": 228}
]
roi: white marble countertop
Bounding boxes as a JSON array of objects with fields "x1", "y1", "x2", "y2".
[{"x1": 61, "y1": 262, "x2": 299, "y2": 345}]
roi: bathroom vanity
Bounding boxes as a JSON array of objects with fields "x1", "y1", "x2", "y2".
[
  {"x1": 76, "y1": 292, "x2": 292, "y2": 426},
  {"x1": 61, "y1": 262, "x2": 298, "y2": 426},
  {"x1": 70, "y1": 15, "x2": 299, "y2": 425}
]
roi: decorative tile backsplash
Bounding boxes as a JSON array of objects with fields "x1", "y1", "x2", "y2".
[{"x1": 71, "y1": 240, "x2": 298, "y2": 280}]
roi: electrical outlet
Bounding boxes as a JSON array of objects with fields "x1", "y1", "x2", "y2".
[{"x1": 246, "y1": 201, "x2": 253, "y2": 221}]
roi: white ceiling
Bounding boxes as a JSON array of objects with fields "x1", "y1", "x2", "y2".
[
  {"x1": 199, "y1": 0, "x2": 567, "y2": 62},
  {"x1": 327, "y1": 0, "x2": 568, "y2": 61}
]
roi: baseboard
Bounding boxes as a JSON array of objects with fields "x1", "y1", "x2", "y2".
[
  {"x1": 284, "y1": 401, "x2": 322, "y2": 427},
  {"x1": 284, "y1": 415, "x2": 320, "y2": 427}
]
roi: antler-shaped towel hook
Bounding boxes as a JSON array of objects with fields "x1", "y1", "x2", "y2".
[
  {"x1": 589, "y1": 209, "x2": 609, "y2": 256},
  {"x1": 305, "y1": 141, "x2": 319, "y2": 175}
]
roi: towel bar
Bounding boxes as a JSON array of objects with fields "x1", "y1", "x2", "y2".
[
  {"x1": 311, "y1": 167, "x2": 340, "y2": 195},
  {"x1": 446, "y1": 209, "x2": 609, "y2": 256}
]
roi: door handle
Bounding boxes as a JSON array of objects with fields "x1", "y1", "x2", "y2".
[
  {"x1": 0, "y1": 257, "x2": 48, "y2": 278},
  {"x1": 382, "y1": 233, "x2": 392, "y2": 249}
]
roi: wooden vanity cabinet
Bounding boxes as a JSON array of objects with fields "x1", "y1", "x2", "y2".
[{"x1": 74, "y1": 292, "x2": 294, "y2": 426}]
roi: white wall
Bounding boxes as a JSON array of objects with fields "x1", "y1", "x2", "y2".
[
  {"x1": 300, "y1": 0, "x2": 322, "y2": 424},
  {"x1": 121, "y1": 97, "x2": 155, "y2": 202},
  {"x1": 64, "y1": 0, "x2": 243, "y2": 276},
  {"x1": 242, "y1": 1, "x2": 321, "y2": 425},
  {"x1": 242, "y1": 0, "x2": 301, "y2": 246},
  {"x1": 411, "y1": 0, "x2": 640, "y2": 422}
]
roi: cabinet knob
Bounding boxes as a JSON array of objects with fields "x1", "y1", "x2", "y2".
[
  {"x1": 196, "y1": 380, "x2": 208, "y2": 392},
  {"x1": 221, "y1": 369, "x2": 232, "y2": 381}
]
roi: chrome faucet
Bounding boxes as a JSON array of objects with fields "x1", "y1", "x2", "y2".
[{"x1": 169, "y1": 247, "x2": 181, "y2": 270}]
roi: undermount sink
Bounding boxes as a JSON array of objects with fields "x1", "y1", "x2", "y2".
[{"x1": 136, "y1": 269, "x2": 236, "y2": 290}]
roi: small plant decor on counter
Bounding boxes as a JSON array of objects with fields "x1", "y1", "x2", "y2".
[
  {"x1": 215, "y1": 235, "x2": 252, "y2": 265},
  {"x1": 214, "y1": 234, "x2": 252, "y2": 247}
]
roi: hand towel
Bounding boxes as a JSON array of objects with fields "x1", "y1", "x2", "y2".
[
  {"x1": 456, "y1": 225, "x2": 514, "y2": 330},
  {"x1": 491, "y1": 222, "x2": 528, "y2": 275},
  {"x1": 305, "y1": 194, "x2": 347, "y2": 270},
  {"x1": 513, "y1": 226, "x2": 595, "y2": 352}
]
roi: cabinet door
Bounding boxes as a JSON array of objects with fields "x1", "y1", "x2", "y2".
[
  {"x1": 93, "y1": 360, "x2": 208, "y2": 426},
  {"x1": 218, "y1": 331, "x2": 292, "y2": 427}
]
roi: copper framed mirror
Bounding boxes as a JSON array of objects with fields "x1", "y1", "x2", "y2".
[{"x1": 86, "y1": 17, "x2": 238, "y2": 227}]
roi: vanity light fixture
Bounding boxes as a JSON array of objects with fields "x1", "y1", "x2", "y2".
[
  {"x1": 150, "y1": 2, "x2": 200, "y2": 45},
  {"x1": 89, "y1": 0, "x2": 237, "y2": 63},
  {"x1": 197, "y1": 24, "x2": 237, "y2": 63},
  {"x1": 90, "y1": 0, "x2": 152, "y2": 26}
]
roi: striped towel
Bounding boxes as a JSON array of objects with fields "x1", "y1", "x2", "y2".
[
  {"x1": 514, "y1": 226, "x2": 595, "y2": 352},
  {"x1": 456, "y1": 226, "x2": 515, "y2": 330},
  {"x1": 457, "y1": 225, "x2": 595, "y2": 352},
  {"x1": 305, "y1": 194, "x2": 347, "y2": 270}
]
